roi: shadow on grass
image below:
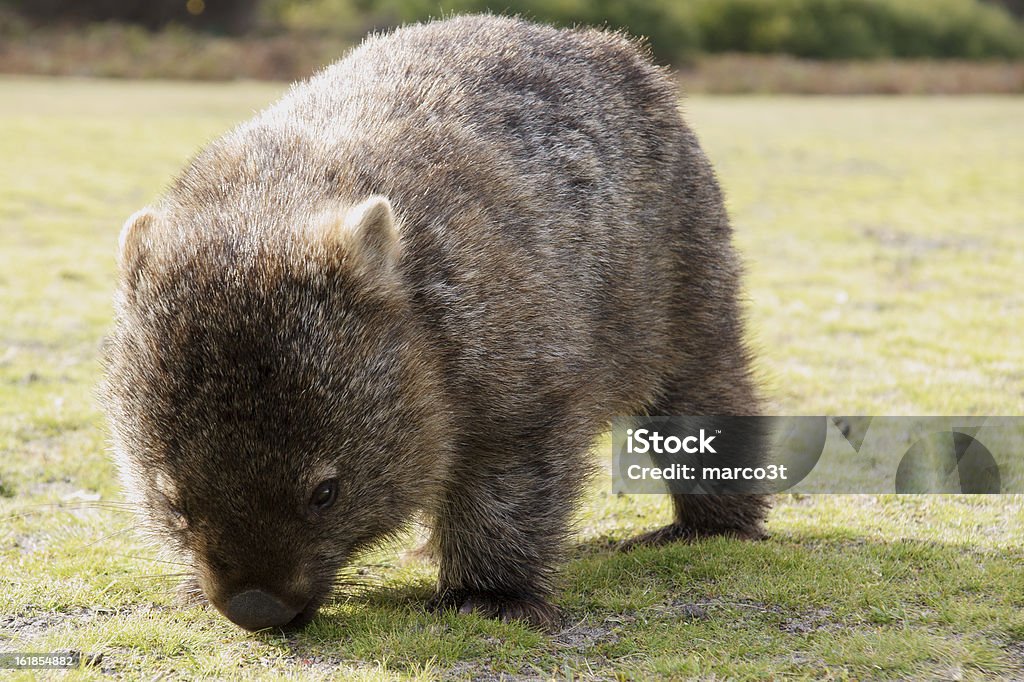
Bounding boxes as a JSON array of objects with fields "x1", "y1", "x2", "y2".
[{"x1": 236, "y1": 529, "x2": 1021, "y2": 677}]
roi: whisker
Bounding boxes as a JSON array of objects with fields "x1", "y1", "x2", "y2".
[
  {"x1": 0, "y1": 500, "x2": 141, "y2": 522},
  {"x1": 131, "y1": 573, "x2": 193, "y2": 581},
  {"x1": 75, "y1": 526, "x2": 135, "y2": 549},
  {"x1": 106, "y1": 552, "x2": 196, "y2": 568}
]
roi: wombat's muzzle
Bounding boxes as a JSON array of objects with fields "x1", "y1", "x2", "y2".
[{"x1": 222, "y1": 589, "x2": 303, "y2": 631}]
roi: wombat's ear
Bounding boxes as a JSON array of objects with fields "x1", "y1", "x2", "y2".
[
  {"x1": 118, "y1": 208, "x2": 159, "y2": 276},
  {"x1": 337, "y1": 195, "x2": 401, "y2": 274}
]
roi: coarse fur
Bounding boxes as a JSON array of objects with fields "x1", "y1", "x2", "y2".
[{"x1": 101, "y1": 14, "x2": 769, "y2": 632}]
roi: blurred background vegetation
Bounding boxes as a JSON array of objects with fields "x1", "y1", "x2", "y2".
[{"x1": 0, "y1": 0, "x2": 1022, "y2": 90}]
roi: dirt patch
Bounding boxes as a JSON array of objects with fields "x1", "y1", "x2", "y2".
[
  {"x1": 0, "y1": 603, "x2": 170, "y2": 644},
  {"x1": 2, "y1": 605, "x2": 115, "y2": 642},
  {"x1": 1005, "y1": 640, "x2": 1024, "y2": 670},
  {"x1": 780, "y1": 607, "x2": 838, "y2": 634},
  {"x1": 554, "y1": 619, "x2": 623, "y2": 650},
  {"x1": 648, "y1": 601, "x2": 711, "y2": 622},
  {"x1": 443, "y1": 661, "x2": 537, "y2": 681}
]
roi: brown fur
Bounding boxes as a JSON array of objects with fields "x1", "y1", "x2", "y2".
[{"x1": 100, "y1": 14, "x2": 769, "y2": 632}]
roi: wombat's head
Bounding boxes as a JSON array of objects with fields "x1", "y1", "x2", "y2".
[{"x1": 100, "y1": 196, "x2": 449, "y2": 631}]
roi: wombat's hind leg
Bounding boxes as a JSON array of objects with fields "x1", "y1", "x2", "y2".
[
  {"x1": 619, "y1": 494, "x2": 769, "y2": 551},
  {"x1": 619, "y1": 388, "x2": 771, "y2": 551}
]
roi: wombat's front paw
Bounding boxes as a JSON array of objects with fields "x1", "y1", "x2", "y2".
[
  {"x1": 618, "y1": 522, "x2": 767, "y2": 551},
  {"x1": 429, "y1": 590, "x2": 560, "y2": 631}
]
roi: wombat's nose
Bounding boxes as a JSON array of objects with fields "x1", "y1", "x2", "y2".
[{"x1": 223, "y1": 589, "x2": 299, "y2": 631}]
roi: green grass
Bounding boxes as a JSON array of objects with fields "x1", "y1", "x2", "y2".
[{"x1": 1, "y1": 77, "x2": 1022, "y2": 679}]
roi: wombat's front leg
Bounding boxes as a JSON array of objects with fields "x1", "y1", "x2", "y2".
[
  {"x1": 428, "y1": 588, "x2": 560, "y2": 631},
  {"x1": 427, "y1": 449, "x2": 580, "y2": 631}
]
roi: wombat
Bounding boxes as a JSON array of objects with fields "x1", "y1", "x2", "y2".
[{"x1": 100, "y1": 14, "x2": 768, "y2": 632}]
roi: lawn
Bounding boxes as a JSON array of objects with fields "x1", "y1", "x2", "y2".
[{"x1": 1, "y1": 77, "x2": 1022, "y2": 680}]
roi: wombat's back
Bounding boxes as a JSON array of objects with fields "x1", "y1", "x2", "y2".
[{"x1": 260, "y1": 16, "x2": 717, "y2": 424}]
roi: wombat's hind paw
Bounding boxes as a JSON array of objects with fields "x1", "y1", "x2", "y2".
[
  {"x1": 618, "y1": 523, "x2": 767, "y2": 552},
  {"x1": 429, "y1": 590, "x2": 561, "y2": 631}
]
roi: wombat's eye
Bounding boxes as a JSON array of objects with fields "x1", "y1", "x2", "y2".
[{"x1": 309, "y1": 479, "x2": 339, "y2": 512}]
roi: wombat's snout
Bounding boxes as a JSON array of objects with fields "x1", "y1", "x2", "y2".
[{"x1": 222, "y1": 589, "x2": 302, "y2": 631}]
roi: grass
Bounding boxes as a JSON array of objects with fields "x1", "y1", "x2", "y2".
[{"x1": 0, "y1": 77, "x2": 1022, "y2": 679}]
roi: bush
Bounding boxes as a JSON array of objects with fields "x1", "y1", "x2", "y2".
[
  {"x1": 4, "y1": 0, "x2": 1022, "y2": 61},
  {"x1": 692, "y1": 0, "x2": 1024, "y2": 59},
  {"x1": 2, "y1": 0, "x2": 259, "y2": 34},
  {"x1": 350, "y1": 0, "x2": 1024, "y2": 61},
  {"x1": 343, "y1": 0, "x2": 701, "y2": 62}
]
